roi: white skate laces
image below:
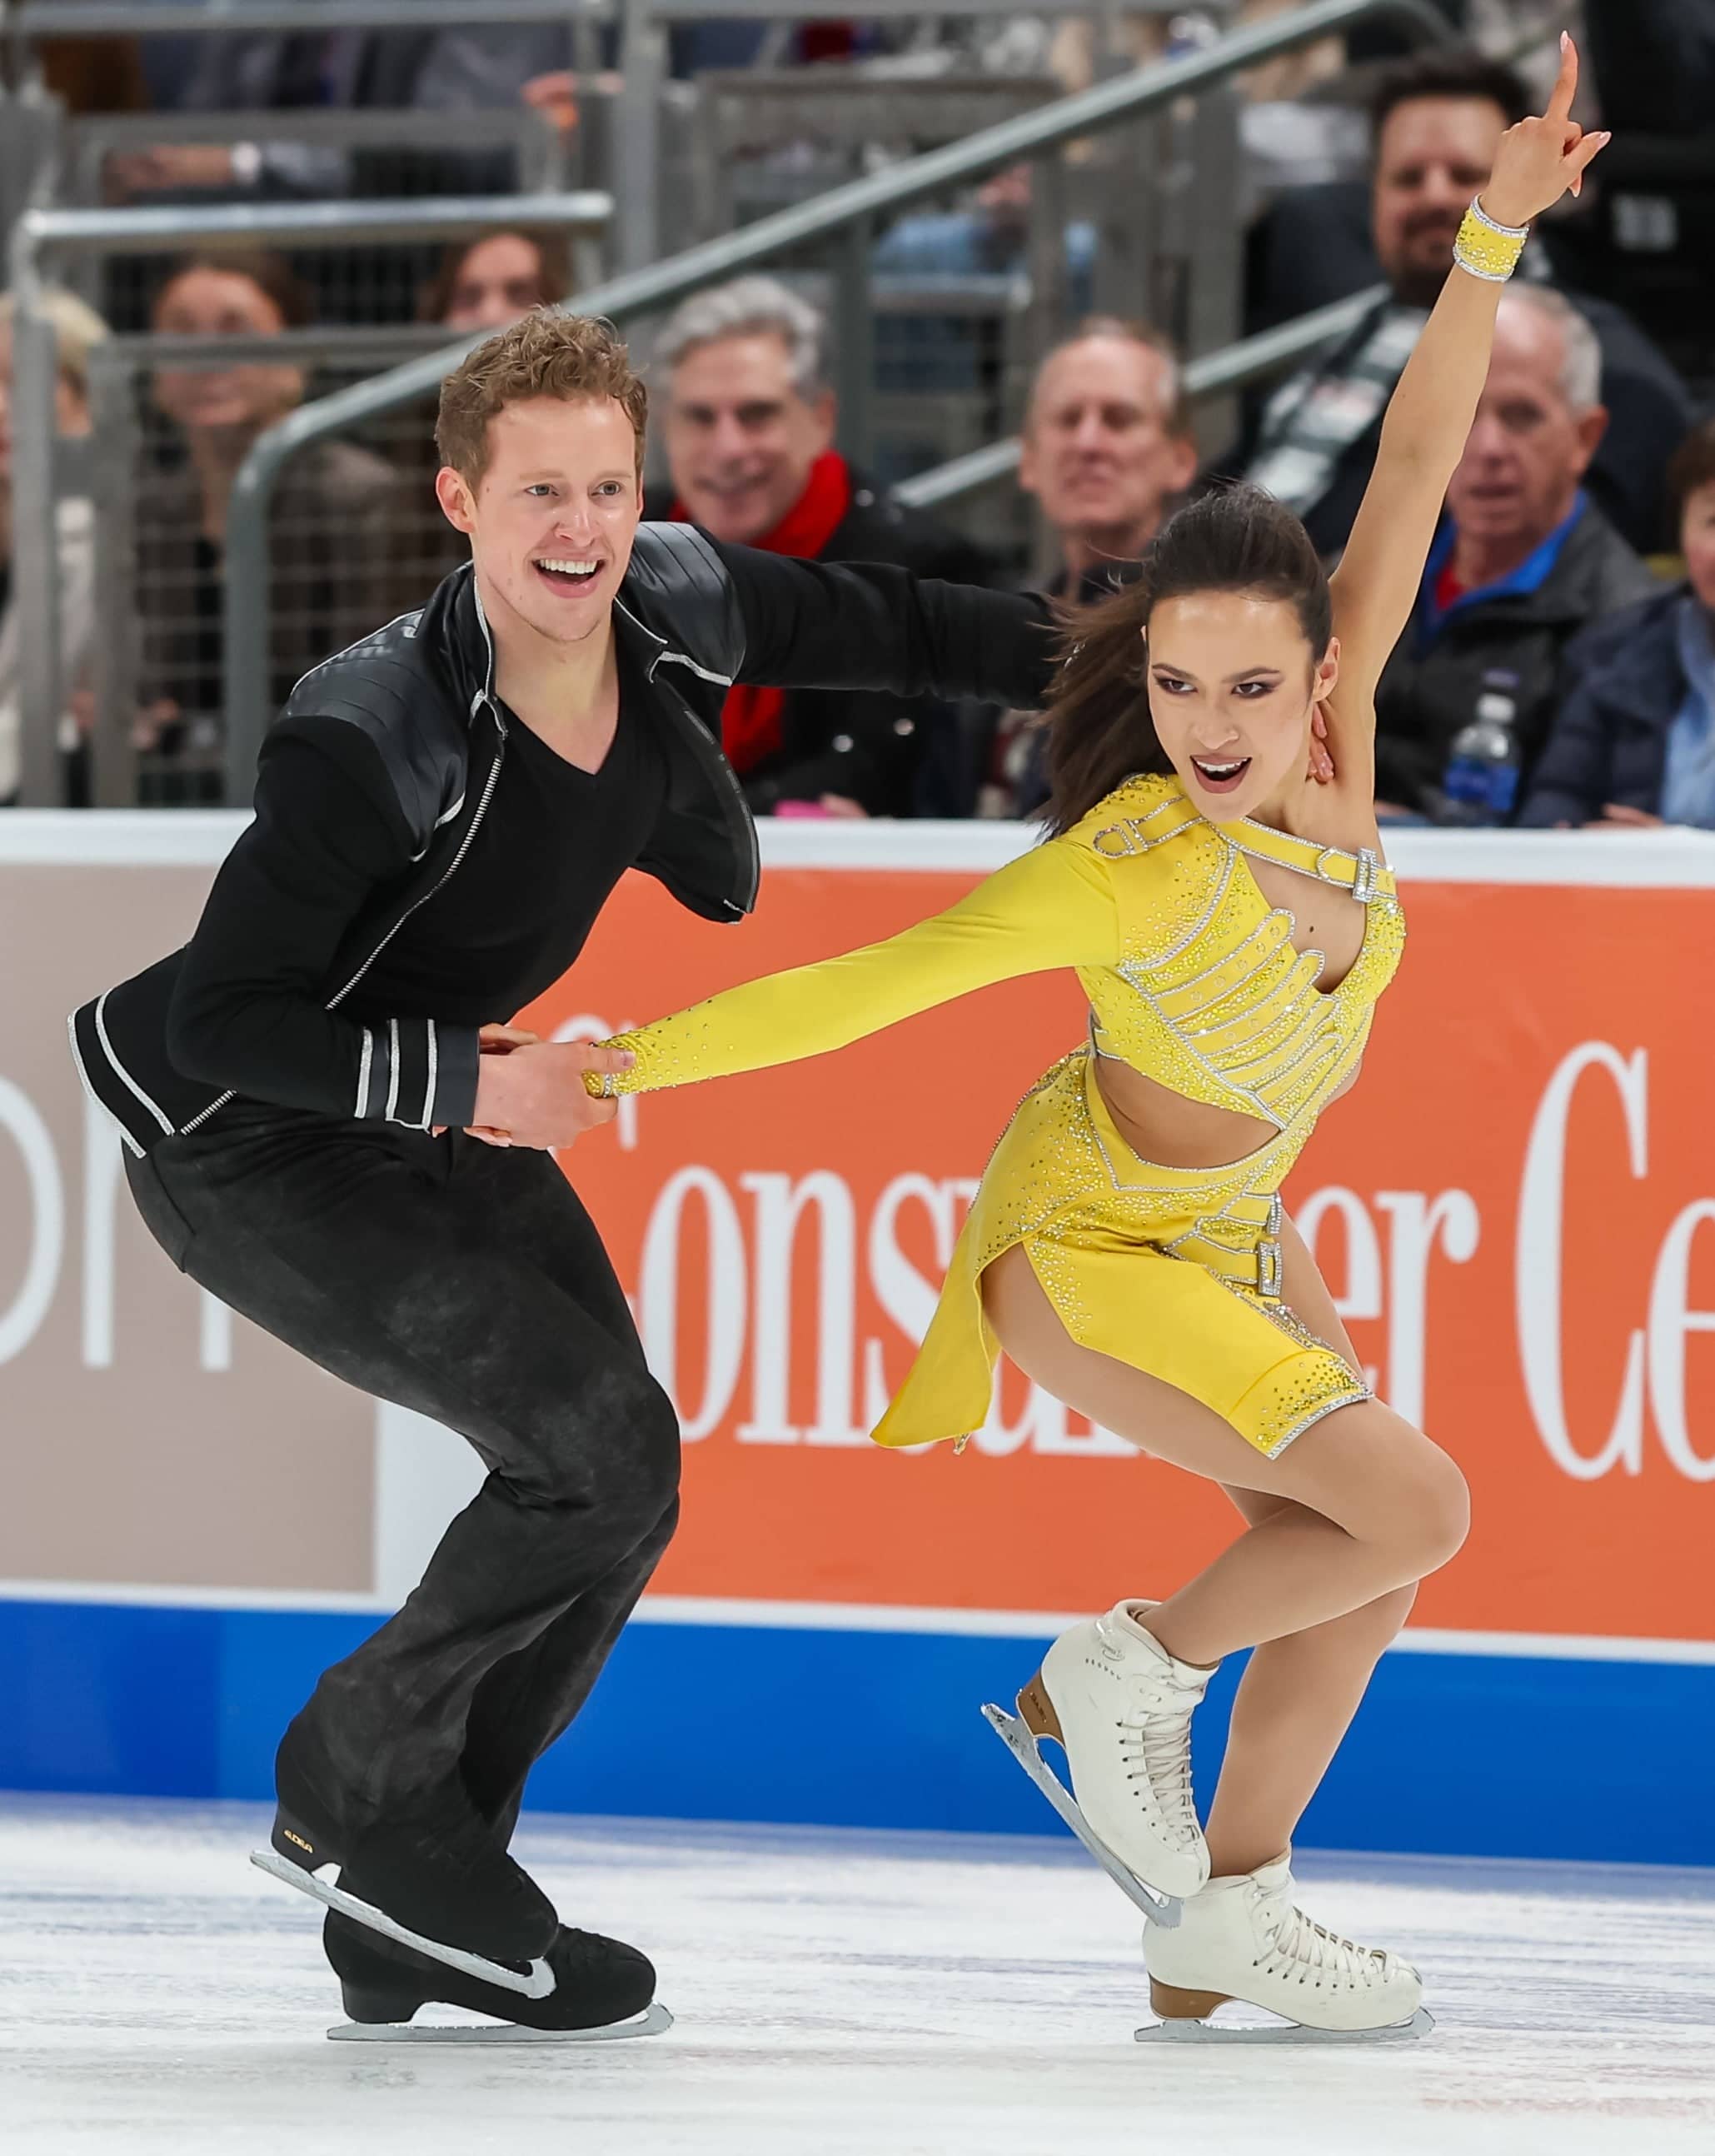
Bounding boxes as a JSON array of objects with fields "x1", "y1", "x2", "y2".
[
  {"x1": 1252, "y1": 1875, "x2": 1402, "y2": 1994},
  {"x1": 1026, "y1": 1600, "x2": 1214, "y2": 1901},
  {"x1": 1099, "y1": 1607, "x2": 1207, "y2": 1856},
  {"x1": 1114, "y1": 1678, "x2": 1202, "y2": 1854}
]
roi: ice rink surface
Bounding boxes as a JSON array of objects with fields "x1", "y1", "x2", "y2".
[{"x1": 2, "y1": 1795, "x2": 1712, "y2": 2156}]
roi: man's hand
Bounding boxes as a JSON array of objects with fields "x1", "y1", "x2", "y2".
[
  {"x1": 1585, "y1": 803, "x2": 1667, "y2": 831},
  {"x1": 452, "y1": 1025, "x2": 542, "y2": 1145},
  {"x1": 521, "y1": 70, "x2": 581, "y2": 135},
  {"x1": 106, "y1": 145, "x2": 239, "y2": 199},
  {"x1": 132, "y1": 697, "x2": 179, "y2": 752},
  {"x1": 467, "y1": 1036, "x2": 636, "y2": 1150}
]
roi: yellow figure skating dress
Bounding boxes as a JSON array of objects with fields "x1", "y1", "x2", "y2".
[{"x1": 594, "y1": 773, "x2": 1406, "y2": 1459}]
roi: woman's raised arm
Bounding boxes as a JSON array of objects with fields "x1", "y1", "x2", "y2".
[{"x1": 1328, "y1": 36, "x2": 1608, "y2": 716}]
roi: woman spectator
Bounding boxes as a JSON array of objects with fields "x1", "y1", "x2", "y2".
[
  {"x1": 137, "y1": 249, "x2": 396, "y2": 801},
  {"x1": 0, "y1": 288, "x2": 107, "y2": 806},
  {"x1": 395, "y1": 229, "x2": 577, "y2": 592},
  {"x1": 1522, "y1": 420, "x2": 1715, "y2": 831},
  {"x1": 419, "y1": 227, "x2": 572, "y2": 336}
]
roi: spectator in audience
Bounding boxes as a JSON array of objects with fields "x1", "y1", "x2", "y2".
[
  {"x1": 652, "y1": 275, "x2": 992, "y2": 819},
  {"x1": 136, "y1": 249, "x2": 396, "y2": 798},
  {"x1": 0, "y1": 289, "x2": 107, "y2": 807},
  {"x1": 1584, "y1": 0, "x2": 1715, "y2": 136},
  {"x1": 1523, "y1": 419, "x2": 1715, "y2": 831},
  {"x1": 107, "y1": 27, "x2": 585, "y2": 202},
  {"x1": 420, "y1": 229, "x2": 574, "y2": 336},
  {"x1": 395, "y1": 234, "x2": 578, "y2": 591},
  {"x1": 1236, "y1": 47, "x2": 1693, "y2": 555},
  {"x1": 981, "y1": 317, "x2": 1198, "y2": 818},
  {"x1": 1372, "y1": 284, "x2": 1659, "y2": 823}
]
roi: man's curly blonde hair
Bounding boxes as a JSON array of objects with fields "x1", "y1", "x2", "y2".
[{"x1": 436, "y1": 309, "x2": 648, "y2": 487}]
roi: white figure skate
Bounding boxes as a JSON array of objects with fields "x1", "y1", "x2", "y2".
[
  {"x1": 984, "y1": 1600, "x2": 1213, "y2": 1927},
  {"x1": 1138, "y1": 1852, "x2": 1433, "y2": 2044}
]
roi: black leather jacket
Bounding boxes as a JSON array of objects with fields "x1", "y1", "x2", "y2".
[{"x1": 73, "y1": 524, "x2": 1054, "y2": 1155}]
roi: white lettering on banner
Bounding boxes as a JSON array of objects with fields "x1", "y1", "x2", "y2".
[
  {"x1": 639, "y1": 1166, "x2": 746, "y2": 1439},
  {"x1": 76, "y1": 1085, "x2": 233, "y2": 1372},
  {"x1": 1517, "y1": 1043, "x2": 1648, "y2": 1480},
  {"x1": 1647, "y1": 1200, "x2": 1715, "y2": 1482},
  {"x1": 80, "y1": 1089, "x2": 124, "y2": 1367},
  {"x1": 0, "y1": 1078, "x2": 63, "y2": 1363},
  {"x1": 1296, "y1": 1187, "x2": 1384, "y2": 1325},
  {"x1": 740, "y1": 1171, "x2": 864, "y2": 1446},
  {"x1": 636, "y1": 1165, "x2": 1147, "y2": 1457},
  {"x1": 626, "y1": 1105, "x2": 1708, "y2": 1470},
  {"x1": 1295, "y1": 1185, "x2": 1384, "y2": 1390},
  {"x1": 1373, "y1": 1190, "x2": 1481, "y2": 1430},
  {"x1": 200, "y1": 1294, "x2": 232, "y2": 1373},
  {"x1": 1295, "y1": 1185, "x2": 1478, "y2": 1415}
]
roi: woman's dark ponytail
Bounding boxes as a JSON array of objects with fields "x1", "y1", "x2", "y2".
[{"x1": 1041, "y1": 483, "x2": 1331, "y2": 836}]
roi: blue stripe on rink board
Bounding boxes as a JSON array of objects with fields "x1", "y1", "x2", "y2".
[{"x1": 0, "y1": 1599, "x2": 1710, "y2": 1867}]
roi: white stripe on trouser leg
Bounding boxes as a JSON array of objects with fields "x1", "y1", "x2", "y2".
[
  {"x1": 356, "y1": 1028, "x2": 374, "y2": 1117},
  {"x1": 422, "y1": 1019, "x2": 437, "y2": 1128},
  {"x1": 385, "y1": 1018, "x2": 400, "y2": 1122}
]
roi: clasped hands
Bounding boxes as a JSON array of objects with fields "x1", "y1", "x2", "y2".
[{"x1": 430, "y1": 1024, "x2": 634, "y2": 1151}]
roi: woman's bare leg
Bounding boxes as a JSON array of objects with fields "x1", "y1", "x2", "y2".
[
  {"x1": 980, "y1": 1243, "x2": 1467, "y2": 1669},
  {"x1": 1199, "y1": 1220, "x2": 1419, "y2": 1874},
  {"x1": 1204, "y1": 1483, "x2": 1417, "y2": 1878}
]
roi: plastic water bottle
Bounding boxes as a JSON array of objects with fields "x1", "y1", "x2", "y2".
[{"x1": 1441, "y1": 671, "x2": 1523, "y2": 825}]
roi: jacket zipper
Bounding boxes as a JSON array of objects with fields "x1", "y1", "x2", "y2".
[{"x1": 329, "y1": 722, "x2": 505, "y2": 1012}]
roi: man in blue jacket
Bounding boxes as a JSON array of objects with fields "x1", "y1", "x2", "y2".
[{"x1": 1523, "y1": 419, "x2": 1715, "y2": 829}]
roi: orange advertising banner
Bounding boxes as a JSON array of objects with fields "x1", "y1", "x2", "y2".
[{"x1": 523, "y1": 861, "x2": 1715, "y2": 1644}]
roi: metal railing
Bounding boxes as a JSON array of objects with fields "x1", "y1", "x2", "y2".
[
  {"x1": 4, "y1": 1, "x2": 613, "y2": 38},
  {"x1": 212, "y1": 0, "x2": 1448, "y2": 796},
  {"x1": 55, "y1": 105, "x2": 575, "y2": 210},
  {"x1": 894, "y1": 286, "x2": 1388, "y2": 515},
  {"x1": 7, "y1": 192, "x2": 612, "y2": 806},
  {"x1": 3, "y1": 0, "x2": 1222, "y2": 277}
]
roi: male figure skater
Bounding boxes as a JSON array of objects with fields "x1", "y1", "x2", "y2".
[{"x1": 71, "y1": 310, "x2": 1057, "y2": 2037}]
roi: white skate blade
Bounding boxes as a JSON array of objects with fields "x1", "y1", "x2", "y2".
[
  {"x1": 249, "y1": 1847, "x2": 555, "y2": 1999},
  {"x1": 1136, "y1": 2005, "x2": 1434, "y2": 2046},
  {"x1": 980, "y1": 1703, "x2": 1181, "y2": 1929},
  {"x1": 327, "y1": 2002, "x2": 676, "y2": 2045}
]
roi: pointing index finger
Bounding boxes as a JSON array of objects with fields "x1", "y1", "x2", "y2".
[{"x1": 1544, "y1": 32, "x2": 1578, "y2": 124}]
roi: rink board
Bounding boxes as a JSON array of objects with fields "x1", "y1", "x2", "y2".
[
  {"x1": 3, "y1": 816, "x2": 1715, "y2": 1864},
  {"x1": 2, "y1": 1595, "x2": 1714, "y2": 1866}
]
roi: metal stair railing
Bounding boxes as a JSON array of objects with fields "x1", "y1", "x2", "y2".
[
  {"x1": 893, "y1": 287, "x2": 1388, "y2": 515},
  {"x1": 213, "y1": 0, "x2": 1448, "y2": 796},
  {"x1": 5, "y1": 192, "x2": 612, "y2": 808}
]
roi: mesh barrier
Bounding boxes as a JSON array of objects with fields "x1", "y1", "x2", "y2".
[
  {"x1": 72, "y1": 293, "x2": 1040, "y2": 807},
  {"x1": 85, "y1": 332, "x2": 455, "y2": 806}
]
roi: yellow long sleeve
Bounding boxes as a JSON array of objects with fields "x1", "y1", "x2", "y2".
[{"x1": 591, "y1": 836, "x2": 1120, "y2": 1096}]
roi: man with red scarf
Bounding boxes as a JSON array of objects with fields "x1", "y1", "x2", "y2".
[{"x1": 654, "y1": 275, "x2": 992, "y2": 817}]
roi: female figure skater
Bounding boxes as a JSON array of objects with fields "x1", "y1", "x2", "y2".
[{"x1": 575, "y1": 47, "x2": 1605, "y2": 2038}]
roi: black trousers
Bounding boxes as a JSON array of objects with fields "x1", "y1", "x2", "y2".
[{"x1": 127, "y1": 1101, "x2": 680, "y2": 1843}]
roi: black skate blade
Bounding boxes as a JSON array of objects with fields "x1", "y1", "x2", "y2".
[
  {"x1": 980, "y1": 1703, "x2": 1181, "y2": 1929},
  {"x1": 1135, "y1": 2005, "x2": 1434, "y2": 2046},
  {"x1": 250, "y1": 1847, "x2": 555, "y2": 1999},
  {"x1": 327, "y1": 2002, "x2": 676, "y2": 2045}
]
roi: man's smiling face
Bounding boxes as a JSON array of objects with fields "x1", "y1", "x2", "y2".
[{"x1": 436, "y1": 394, "x2": 644, "y2": 648}]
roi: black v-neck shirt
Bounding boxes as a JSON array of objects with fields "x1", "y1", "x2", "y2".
[
  {"x1": 386, "y1": 686, "x2": 668, "y2": 1022},
  {"x1": 232, "y1": 656, "x2": 668, "y2": 1037}
]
